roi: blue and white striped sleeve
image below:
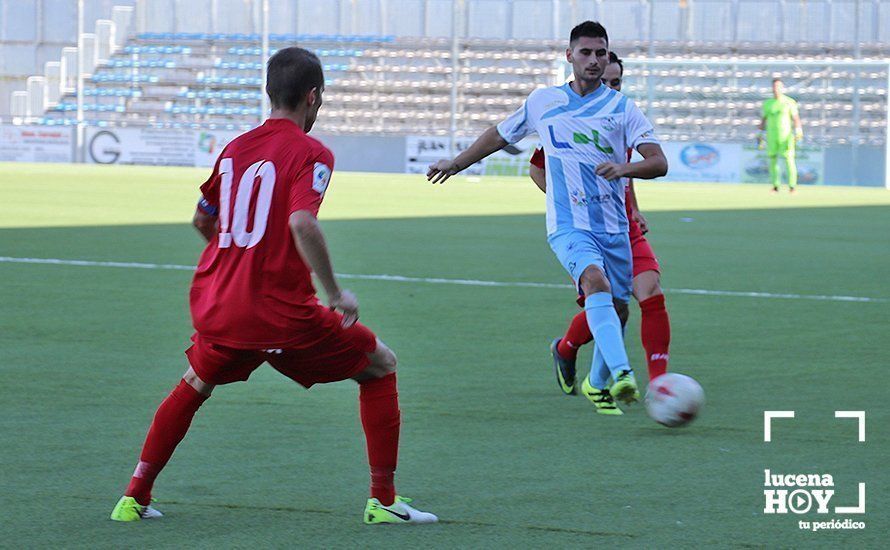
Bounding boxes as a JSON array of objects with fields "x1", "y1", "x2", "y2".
[
  {"x1": 624, "y1": 99, "x2": 660, "y2": 151},
  {"x1": 496, "y1": 99, "x2": 533, "y2": 144}
]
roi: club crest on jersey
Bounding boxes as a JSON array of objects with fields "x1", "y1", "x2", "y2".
[
  {"x1": 313, "y1": 162, "x2": 331, "y2": 194},
  {"x1": 601, "y1": 116, "x2": 618, "y2": 132}
]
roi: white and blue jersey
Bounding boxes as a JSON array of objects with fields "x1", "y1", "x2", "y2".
[
  {"x1": 497, "y1": 83, "x2": 659, "y2": 236},
  {"x1": 497, "y1": 83, "x2": 660, "y2": 302}
]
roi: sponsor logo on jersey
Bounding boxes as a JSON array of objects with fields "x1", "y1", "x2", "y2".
[
  {"x1": 572, "y1": 129, "x2": 614, "y2": 154},
  {"x1": 570, "y1": 189, "x2": 589, "y2": 207}
]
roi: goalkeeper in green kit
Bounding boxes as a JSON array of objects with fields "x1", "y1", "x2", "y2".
[{"x1": 758, "y1": 77, "x2": 803, "y2": 193}]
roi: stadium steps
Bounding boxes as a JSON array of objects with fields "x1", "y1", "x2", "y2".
[{"x1": 18, "y1": 30, "x2": 889, "y2": 146}]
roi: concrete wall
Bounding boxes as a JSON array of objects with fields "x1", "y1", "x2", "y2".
[
  {"x1": 315, "y1": 134, "x2": 407, "y2": 174},
  {"x1": 0, "y1": 0, "x2": 137, "y2": 119},
  {"x1": 824, "y1": 145, "x2": 887, "y2": 187}
]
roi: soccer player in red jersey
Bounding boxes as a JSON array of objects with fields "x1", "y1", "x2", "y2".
[
  {"x1": 529, "y1": 53, "x2": 671, "y2": 412},
  {"x1": 110, "y1": 47, "x2": 437, "y2": 525}
]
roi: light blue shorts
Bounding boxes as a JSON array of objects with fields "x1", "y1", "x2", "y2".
[{"x1": 547, "y1": 229, "x2": 633, "y2": 303}]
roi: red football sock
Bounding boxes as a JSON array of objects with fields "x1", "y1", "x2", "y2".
[
  {"x1": 639, "y1": 294, "x2": 671, "y2": 380},
  {"x1": 558, "y1": 311, "x2": 593, "y2": 359},
  {"x1": 359, "y1": 373, "x2": 400, "y2": 506},
  {"x1": 125, "y1": 379, "x2": 209, "y2": 505}
]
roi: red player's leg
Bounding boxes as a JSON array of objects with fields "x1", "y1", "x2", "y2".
[
  {"x1": 354, "y1": 339, "x2": 400, "y2": 507},
  {"x1": 267, "y1": 311, "x2": 435, "y2": 523},
  {"x1": 557, "y1": 310, "x2": 593, "y2": 359},
  {"x1": 125, "y1": 369, "x2": 213, "y2": 505},
  {"x1": 268, "y1": 315, "x2": 400, "y2": 508},
  {"x1": 354, "y1": 339, "x2": 437, "y2": 523},
  {"x1": 633, "y1": 270, "x2": 671, "y2": 381}
]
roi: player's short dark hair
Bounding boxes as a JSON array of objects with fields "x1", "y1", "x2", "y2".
[
  {"x1": 569, "y1": 21, "x2": 608, "y2": 47},
  {"x1": 608, "y1": 51, "x2": 624, "y2": 75},
  {"x1": 772, "y1": 77, "x2": 783, "y2": 84},
  {"x1": 266, "y1": 47, "x2": 324, "y2": 111}
]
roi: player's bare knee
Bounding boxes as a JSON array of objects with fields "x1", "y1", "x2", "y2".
[
  {"x1": 378, "y1": 347, "x2": 398, "y2": 373},
  {"x1": 365, "y1": 339, "x2": 397, "y2": 378},
  {"x1": 633, "y1": 270, "x2": 663, "y2": 302},
  {"x1": 579, "y1": 265, "x2": 610, "y2": 296}
]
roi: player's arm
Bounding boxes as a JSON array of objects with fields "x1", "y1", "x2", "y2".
[
  {"x1": 428, "y1": 94, "x2": 536, "y2": 184},
  {"x1": 427, "y1": 126, "x2": 507, "y2": 184},
  {"x1": 596, "y1": 143, "x2": 667, "y2": 181},
  {"x1": 792, "y1": 103, "x2": 803, "y2": 140},
  {"x1": 289, "y1": 211, "x2": 358, "y2": 327},
  {"x1": 192, "y1": 207, "x2": 217, "y2": 242},
  {"x1": 598, "y1": 101, "x2": 668, "y2": 180},
  {"x1": 195, "y1": 157, "x2": 223, "y2": 243},
  {"x1": 528, "y1": 147, "x2": 546, "y2": 193},
  {"x1": 627, "y1": 180, "x2": 649, "y2": 234},
  {"x1": 529, "y1": 163, "x2": 546, "y2": 193}
]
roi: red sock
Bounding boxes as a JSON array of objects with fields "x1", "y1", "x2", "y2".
[
  {"x1": 557, "y1": 311, "x2": 593, "y2": 359},
  {"x1": 125, "y1": 379, "x2": 209, "y2": 505},
  {"x1": 359, "y1": 373, "x2": 400, "y2": 506},
  {"x1": 639, "y1": 294, "x2": 671, "y2": 380}
]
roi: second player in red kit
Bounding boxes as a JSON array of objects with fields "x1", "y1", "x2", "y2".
[{"x1": 110, "y1": 47, "x2": 437, "y2": 525}]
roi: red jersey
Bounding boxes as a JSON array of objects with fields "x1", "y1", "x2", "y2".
[{"x1": 190, "y1": 118, "x2": 336, "y2": 349}]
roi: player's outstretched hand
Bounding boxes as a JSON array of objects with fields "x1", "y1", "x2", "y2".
[
  {"x1": 595, "y1": 162, "x2": 627, "y2": 181},
  {"x1": 330, "y1": 289, "x2": 359, "y2": 328},
  {"x1": 427, "y1": 159, "x2": 459, "y2": 184}
]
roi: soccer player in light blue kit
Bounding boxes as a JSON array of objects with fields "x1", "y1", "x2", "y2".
[{"x1": 427, "y1": 21, "x2": 668, "y2": 408}]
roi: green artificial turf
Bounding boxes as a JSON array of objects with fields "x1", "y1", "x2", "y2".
[{"x1": 1, "y1": 162, "x2": 888, "y2": 548}]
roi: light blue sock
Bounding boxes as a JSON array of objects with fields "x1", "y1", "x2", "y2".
[
  {"x1": 588, "y1": 345, "x2": 611, "y2": 389},
  {"x1": 584, "y1": 292, "x2": 631, "y2": 379}
]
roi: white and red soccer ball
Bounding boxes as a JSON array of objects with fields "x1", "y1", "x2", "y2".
[{"x1": 645, "y1": 373, "x2": 705, "y2": 427}]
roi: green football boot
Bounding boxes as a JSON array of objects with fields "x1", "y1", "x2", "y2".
[
  {"x1": 110, "y1": 496, "x2": 163, "y2": 522},
  {"x1": 364, "y1": 496, "x2": 438, "y2": 525},
  {"x1": 581, "y1": 376, "x2": 623, "y2": 415},
  {"x1": 550, "y1": 338, "x2": 577, "y2": 395},
  {"x1": 610, "y1": 369, "x2": 641, "y2": 405}
]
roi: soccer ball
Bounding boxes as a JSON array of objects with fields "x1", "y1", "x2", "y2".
[{"x1": 645, "y1": 373, "x2": 705, "y2": 427}]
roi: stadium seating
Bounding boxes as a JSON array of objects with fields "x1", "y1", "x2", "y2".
[{"x1": 20, "y1": 32, "x2": 889, "y2": 146}]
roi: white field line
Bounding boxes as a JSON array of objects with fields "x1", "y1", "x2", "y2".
[{"x1": 0, "y1": 255, "x2": 886, "y2": 304}]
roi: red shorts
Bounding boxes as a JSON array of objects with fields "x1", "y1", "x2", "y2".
[
  {"x1": 628, "y1": 217, "x2": 660, "y2": 277},
  {"x1": 186, "y1": 313, "x2": 378, "y2": 388}
]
